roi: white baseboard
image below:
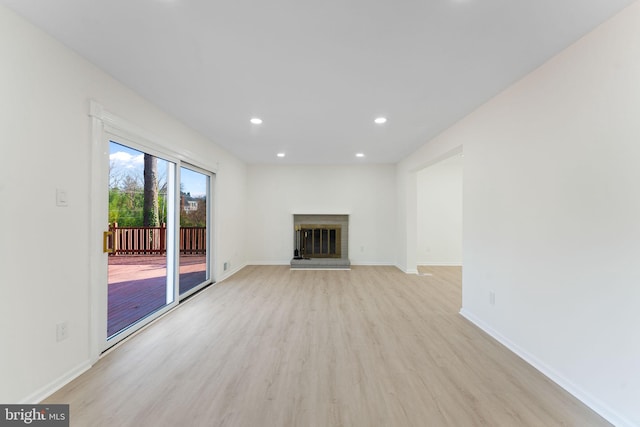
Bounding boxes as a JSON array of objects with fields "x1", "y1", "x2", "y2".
[
  {"x1": 459, "y1": 308, "x2": 634, "y2": 427},
  {"x1": 218, "y1": 262, "x2": 247, "y2": 282},
  {"x1": 350, "y1": 261, "x2": 395, "y2": 266},
  {"x1": 20, "y1": 361, "x2": 92, "y2": 404},
  {"x1": 395, "y1": 264, "x2": 418, "y2": 274},
  {"x1": 247, "y1": 261, "x2": 399, "y2": 267},
  {"x1": 417, "y1": 262, "x2": 462, "y2": 267},
  {"x1": 246, "y1": 260, "x2": 291, "y2": 266}
]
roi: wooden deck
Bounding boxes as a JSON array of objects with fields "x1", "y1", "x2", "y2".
[{"x1": 108, "y1": 255, "x2": 207, "y2": 337}]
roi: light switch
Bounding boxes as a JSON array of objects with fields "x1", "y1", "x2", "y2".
[{"x1": 56, "y1": 189, "x2": 68, "y2": 207}]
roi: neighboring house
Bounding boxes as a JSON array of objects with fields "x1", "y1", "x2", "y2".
[{"x1": 183, "y1": 199, "x2": 198, "y2": 213}]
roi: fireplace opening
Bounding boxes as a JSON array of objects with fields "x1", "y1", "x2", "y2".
[{"x1": 296, "y1": 225, "x2": 341, "y2": 258}]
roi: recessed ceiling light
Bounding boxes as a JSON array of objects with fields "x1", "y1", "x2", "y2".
[
  {"x1": 250, "y1": 118, "x2": 263, "y2": 125},
  {"x1": 277, "y1": 152, "x2": 286, "y2": 158},
  {"x1": 374, "y1": 117, "x2": 387, "y2": 124},
  {"x1": 356, "y1": 153, "x2": 365, "y2": 158}
]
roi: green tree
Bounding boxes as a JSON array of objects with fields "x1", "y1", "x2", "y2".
[
  {"x1": 143, "y1": 154, "x2": 159, "y2": 227},
  {"x1": 109, "y1": 152, "x2": 167, "y2": 227}
]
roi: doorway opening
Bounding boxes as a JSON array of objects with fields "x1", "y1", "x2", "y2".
[{"x1": 416, "y1": 152, "x2": 463, "y2": 270}]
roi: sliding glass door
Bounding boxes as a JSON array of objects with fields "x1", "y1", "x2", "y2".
[
  {"x1": 105, "y1": 143, "x2": 214, "y2": 344},
  {"x1": 179, "y1": 165, "x2": 211, "y2": 298},
  {"x1": 107, "y1": 141, "x2": 177, "y2": 340},
  {"x1": 91, "y1": 103, "x2": 217, "y2": 355}
]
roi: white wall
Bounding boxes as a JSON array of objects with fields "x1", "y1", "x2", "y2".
[
  {"x1": 247, "y1": 164, "x2": 396, "y2": 265},
  {"x1": 399, "y1": 2, "x2": 640, "y2": 425},
  {"x1": 0, "y1": 5, "x2": 247, "y2": 403},
  {"x1": 416, "y1": 154, "x2": 463, "y2": 266}
]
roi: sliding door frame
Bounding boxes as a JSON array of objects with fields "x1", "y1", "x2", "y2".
[{"x1": 89, "y1": 101, "x2": 218, "y2": 360}]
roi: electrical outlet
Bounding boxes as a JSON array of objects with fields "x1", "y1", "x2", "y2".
[
  {"x1": 489, "y1": 291, "x2": 496, "y2": 306},
  {"x1": 223, "y1": 261, "x2": 229, "y2": 271},
  {"x1": 56, "y1": 322, "x2": 68, "y2": 342}
]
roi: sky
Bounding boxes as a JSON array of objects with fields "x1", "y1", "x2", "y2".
[{"x1": 109, "y1": 141, "x2": 208, "y2": 197}]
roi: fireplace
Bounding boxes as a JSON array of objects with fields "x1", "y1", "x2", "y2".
[{"x1": 291, "y1": 214, "x2": 350, "y2": 269}]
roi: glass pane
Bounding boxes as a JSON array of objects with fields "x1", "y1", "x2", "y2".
[
  {"x1": 303, "y1": 230, "x2": 312, "y2": 257},
  {"x1": 329, "y1": 229, "x2": 336, "y2": 254},
  {"x1": 313, "y1": 229, "x2": 321, "y2": 254},
  {"x1": 108, "y1": 141, "x2": 175, "y2": 339},
  {"x1": 321, "y1": 229, "x2": 329, "y2": 254},
  {"x1": 179, "y1": 166, "x2": 209, "y2": 295}
]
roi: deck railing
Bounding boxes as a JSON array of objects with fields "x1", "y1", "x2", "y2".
[
  {"x1": 180, "y1": 226, "x2": 207, "y2": 255},
  {"x1": 109, "y1": 223, "x2": 206, "y2": 255}
]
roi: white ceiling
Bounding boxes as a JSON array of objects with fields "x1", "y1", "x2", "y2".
[{"x1": 1, "y1": 0, "x2": 635, "y2": 164}]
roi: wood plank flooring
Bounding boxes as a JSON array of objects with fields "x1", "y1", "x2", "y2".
[{"x1": 44, "y1": 266, "x2": 611, "y2": 427}]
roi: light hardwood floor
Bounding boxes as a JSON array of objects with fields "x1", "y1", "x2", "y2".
[{"x1": 44, "y1": 266, "x2": 611, "y2": 426}]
